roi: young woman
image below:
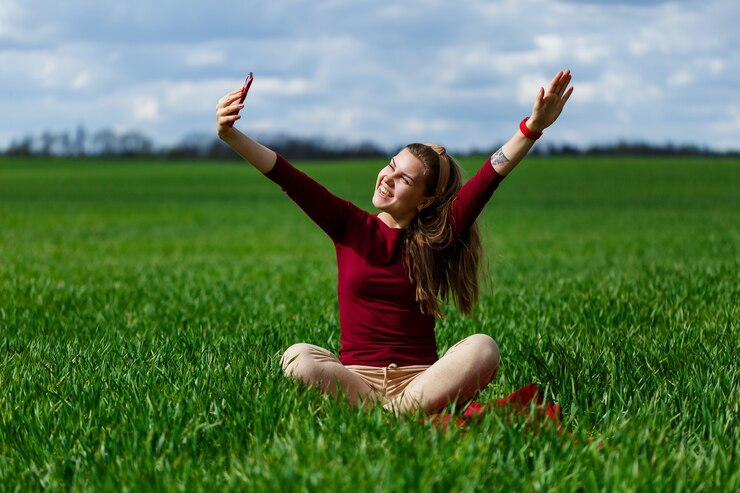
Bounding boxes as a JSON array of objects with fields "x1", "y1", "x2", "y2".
[{"x1": 216, "y1": 70, "x2": 573, "y2": 415}]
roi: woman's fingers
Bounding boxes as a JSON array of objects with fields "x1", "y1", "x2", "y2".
[
  {"x1": 546, "y1": 70, "x2": 571, "y2": 97},
  {"x1": 217, "y1": 88, "x2": 245, "y2": 109},
  {"x1": 218, "y1": 99, "x2": 244, "y2": 114},
  {"x1": 548, "y1": 70, "x2": 564, "y2": 91},
  {"x1": 218, "y1": 104, "x2": 243, "y2": 128},
  {"x1": 216, "y1": 88, "x2": 247, "y2": 131},
  {"x1": 561, "y1": 85, "x2": 574, "y2": 105},
  {"x1": 557, "y1": 73, "x2": 572, "y2": 98},
  {"x1": 543, "y1": 70, "x2": 572, "y2": 105},
  {"x1": 223, "y1": 114, "x2": 241, "y2": 125},
  {"x1": 216, "y1": 89, "x2": 246, "y2": 120},
  {"x1": 217, "y1": 104, "x2": 243, "y2": 122},
  {"x1": 529, "y1": 70, "x2": 573, "y2": 130}
]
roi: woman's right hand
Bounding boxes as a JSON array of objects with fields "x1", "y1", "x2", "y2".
[{"x1": 216, "y1": 88, "x2": 245, "y2": 139}]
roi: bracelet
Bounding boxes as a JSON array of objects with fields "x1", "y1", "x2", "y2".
[{"x1": 519, "y1": 117, "x2": 543, "y2": 140}]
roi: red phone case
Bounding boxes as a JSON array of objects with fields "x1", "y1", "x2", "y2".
[{"x1": 239, "y1": 72, "x2": 254, "y2": 104}]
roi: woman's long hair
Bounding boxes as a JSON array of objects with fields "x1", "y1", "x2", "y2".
[{"x1": 403, "y1": 143, "x2": 483, "y2": 318}]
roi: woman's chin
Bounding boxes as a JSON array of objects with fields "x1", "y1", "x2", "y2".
[{"x1": 372, "y1": 194, "x2": 388, "y2": 209}]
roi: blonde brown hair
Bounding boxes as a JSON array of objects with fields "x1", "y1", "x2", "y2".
[{"x1": 403, "y1": 143, "x2": 484, "y2": 318}]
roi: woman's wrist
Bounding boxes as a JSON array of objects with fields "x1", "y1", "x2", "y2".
[
  {"x1": 519, "y1": 117, "x2": 544, "y2": 140},
  {"x1": 218, "y1": 125, "x2": 237, "y2": 141}
]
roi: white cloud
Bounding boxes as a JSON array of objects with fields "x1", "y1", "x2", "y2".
[
  {"x1": 0, "y1": 0, "x2": 738, "y2": 151},
  {"x1": 711, "y1": 106, "x2": 740, "y2": 132},
  {"x1": 709, "y1": 106, "x2": 740, "y2": 152},
  {"x1": 71, "y1": 71, "x2": 94, "y2": 90},
  {"x1": 184, "y1": 48, "x2": 226, "y2": 68},
  {"x1": 0, "y1": 44, "x2": 113, "y2": 93},
  {"x1": 667, "y1": 71, "x2": 694, "y2": 87},
  {"x1": 398, "y1": 117, "x2": 455, "y2": 137},
  {"x1": 252, "y1": 77, "x2": 313, "y2": 96},
  {"x1": 695, "y1": 57, "x2": 726, "y2": 75},
  {"x1": 516, "y1": 73, "x2": 551, "y2": 105},
  {"x1": 131, "y1": 96, "x2": 160, "y2": 122},
  {"x1": 628, "y1": 4, "x2": 724, "y2": 56},
  {"x1": 563, "y1": 69, "x2": 663, "y2": 107},
  {"x1": 0, "y1": 0, "x2": 21, "y2": 34},
  {"x1": 0, "y1": 0, "x2": 43, "y2": 42}
]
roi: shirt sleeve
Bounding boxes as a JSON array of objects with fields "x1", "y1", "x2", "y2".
[
  {"x1": 264, "y1": 153, "x2": 353, "y2": 241},
  {"x1": 451, "y1": 156, "x2": 507, "y2": 235}
]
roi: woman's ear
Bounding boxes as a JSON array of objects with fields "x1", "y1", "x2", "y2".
[{"x1": 417, "y1": 196, "x2": 435, "y2": 212}]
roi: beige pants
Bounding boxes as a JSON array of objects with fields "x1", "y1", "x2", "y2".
[{"x1": 280, "y1": 334, "x2": 500, "y2": 414}]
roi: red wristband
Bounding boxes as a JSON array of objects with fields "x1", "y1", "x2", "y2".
[{"x1": 519, "y1": 117, "x2": 543, "y2": 140}]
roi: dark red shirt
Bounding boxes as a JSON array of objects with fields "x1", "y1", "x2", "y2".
[{"x1": 265, "y1": 154, "x2": 505, "y2": 366}]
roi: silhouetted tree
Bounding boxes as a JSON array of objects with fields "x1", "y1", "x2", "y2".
[{"x1": 2, "y1": 127, "x2": 737, "y2": 159}]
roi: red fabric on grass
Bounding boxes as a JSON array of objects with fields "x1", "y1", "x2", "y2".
[{"x1": 425, "y1": 383, "x2": 563, "y2": 432}]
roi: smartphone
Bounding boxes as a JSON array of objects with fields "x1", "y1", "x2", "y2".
[
  {"x1": 239, "y1": 72, "x2": 254, "y2": 104},
  {"x1": 229, "y1": 72, "x2": 253, "y2": 127}
]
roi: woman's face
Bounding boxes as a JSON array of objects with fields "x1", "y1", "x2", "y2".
[{"x1": 372, "y1": 148, "x2": 433, "y2": 225}]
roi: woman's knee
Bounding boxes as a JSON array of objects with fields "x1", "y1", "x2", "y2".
[
  {"x1": 467, "y1": 333, "x2": 500, "y2": 373},
  {"x1": 281, "y1": 343, "x2": 339, "y2": 385},
  {"x1": 281, "y1": 343, "x2": 313, "y2": 375}
]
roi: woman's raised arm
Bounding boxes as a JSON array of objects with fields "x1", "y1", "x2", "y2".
[
  {"x1": 492, "y1": 70, "x2": 574, "y2": 176},
  {"x1": 216, "y1": 88, "x2": 277, "y2": 174}
]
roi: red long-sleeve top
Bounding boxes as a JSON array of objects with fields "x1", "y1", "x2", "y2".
[{"x1": 265, "y1": 153, "x2": 505, "y2": 367}]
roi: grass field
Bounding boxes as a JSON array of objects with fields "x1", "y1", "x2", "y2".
[{"x1": 1, "y1": 154, "x2": 738, "y2": 491}]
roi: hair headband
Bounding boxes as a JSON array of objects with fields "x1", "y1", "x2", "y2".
[{"x1": 435, "y1": 152, "x2": 450, "y2": 196}]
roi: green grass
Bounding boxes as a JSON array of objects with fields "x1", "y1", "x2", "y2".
[{"x1": 1, "y1": 155, "x2": 738, "y2": 492}]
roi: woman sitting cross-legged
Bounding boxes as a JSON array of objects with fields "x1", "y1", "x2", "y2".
[{"x1": 215, "y1": 70, "x2": 574, "y2": 415}]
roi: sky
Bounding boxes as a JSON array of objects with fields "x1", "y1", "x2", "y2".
[{"x1": 1, "y1": 0, "x2": 739, "y2": 152}]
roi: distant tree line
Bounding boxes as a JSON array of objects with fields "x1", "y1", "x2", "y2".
[
  {"x1": 3, "y1": 127, "x2": 157, "y2": 158},
  {"x1": 2, "y1": 127, "x2": 737, "y2": 160},
  {"x1": 526, "y1": 141, "x2": 737, "y2": 157},
  {"x1": 1, "y1": 127, "x2": 388, "y2": 160}
]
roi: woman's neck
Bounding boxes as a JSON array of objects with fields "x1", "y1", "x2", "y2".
[{"x1": 377, "y1": 211, "x2": 412, "y2": 229}]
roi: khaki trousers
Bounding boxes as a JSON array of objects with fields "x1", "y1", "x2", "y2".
[{"x1": 280, "y1": 334, "x2": 500, "y2": 414}]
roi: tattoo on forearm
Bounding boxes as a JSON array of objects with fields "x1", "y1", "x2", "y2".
[{"x1": 490, "y1": 148, "x2": 510, "y2": 167}]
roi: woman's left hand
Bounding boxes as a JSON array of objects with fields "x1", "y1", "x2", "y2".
[{"x1": 527, "y1": 70, "x2": 574, "y2": 132}]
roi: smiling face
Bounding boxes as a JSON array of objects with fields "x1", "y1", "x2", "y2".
[{"x1": 372, "y1": 148, "x2": 434, "y2": 228}]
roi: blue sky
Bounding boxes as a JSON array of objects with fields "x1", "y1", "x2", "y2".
[{"x1": 1, "y1": 0, "x2": 738, "y2": 152}]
